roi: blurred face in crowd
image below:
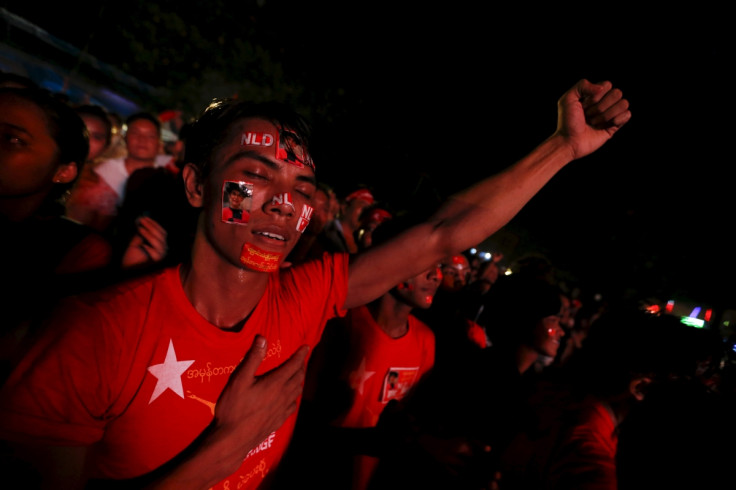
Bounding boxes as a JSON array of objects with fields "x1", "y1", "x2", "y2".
[
  {"x1": 393, "y1": 263, "x2": 443, "y2": 309},
  {"x1": 0, "y1": 91, "x2": 76, "y2": 201},
  {"x1": 79, "y1": 113, "x2": 110, "y2": 162},
  {"x1": 441, "y1": 255, "x2": 470, "y2": 291},
  {"x1": 341, "y1": 196, "x2": 372, "y2": 230},
  {"x1": 309, "y1": 187, "x2": 331, "y2": 232},
  {"x1": 531, "y1": 311, "x2": 565, "y2": 358},
  {"x1": 191, "y1": 117, "x2": 316, "y2": 272},
  {"x1": 125, "y1": 118, "x2": 160, "y2": 161}
]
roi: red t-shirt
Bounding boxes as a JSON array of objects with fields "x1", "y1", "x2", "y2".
[
  {"x1": 0, "y1": 253, "x2": 349, "y2": 489},
  {"x1": 328, "y1": 305, "x2": 435, "y2": 489},
  {"x1": 336, "y1": 305, "x2": 436, "y2": 429}
]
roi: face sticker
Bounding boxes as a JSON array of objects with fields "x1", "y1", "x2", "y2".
[
  {"x1": 296, "y1": 204, "x2": 314, "y2": 233},
  {"x1": 222, "y1": 180, "x2": 253, "y2": 225},
  {"x1": 240, "y1": 242, "x2": 282, "y2": 273},
  {"x1": 241, "y1": 128, "x2": 315, "y2": 172},
  {"x1": 240, "y1": 132, "x2": 275, "y2": 147},
  {"x1": 270, "y1": 192, "x2": 295, "y2": 212}
]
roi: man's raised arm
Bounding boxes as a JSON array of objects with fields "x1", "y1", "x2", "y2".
[{"x1": 345, "y1": 79, "x2": 631, "y2": 309}]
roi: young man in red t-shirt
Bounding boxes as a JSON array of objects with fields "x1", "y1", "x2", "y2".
[
  {"x1": 283, "y1": 221, "x2": 441, "y2": 487},
  {"x1": 0, "y1": 80, "x2": 630, "y2": 489}
]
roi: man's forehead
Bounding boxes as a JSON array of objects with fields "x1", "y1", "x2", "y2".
[{"x1": 227, "y1": 117, "x2": 315, "y2": 172}]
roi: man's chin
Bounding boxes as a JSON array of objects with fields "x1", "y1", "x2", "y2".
[{"x1": 240, "y1": 242, "x2": 283, "y2": 272}]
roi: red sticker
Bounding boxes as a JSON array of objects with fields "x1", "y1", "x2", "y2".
[
  {"x1": 296, "y1": 205, "x2": 314, "y2": 233},
  {"x1": 270, "y1": 193, "x2": 295, "y2": 211},
  {"x1": 240, "y1": 129, "x2": 315, "y2": 172},
  {"x1": 240, "y1": 243, "x2": 282, "y2": 272}
]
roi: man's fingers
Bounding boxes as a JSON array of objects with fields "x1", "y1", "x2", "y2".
[
  {"x1": 588, "y1": 97, "x2": 632, "y2": 129},
  {"x1": 137, "y1": 218, "x2": 168, "y2": 245},
  {"x1": 237, "y1": 335, "x2": 268, "y2": 379},
  {"x1": 584, "y1": 86, "x2": 624, "y2": 118}
]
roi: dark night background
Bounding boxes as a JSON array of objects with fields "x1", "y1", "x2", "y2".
[{"x1": 1, "y1": 3, "x2": 733, "y2": 323}]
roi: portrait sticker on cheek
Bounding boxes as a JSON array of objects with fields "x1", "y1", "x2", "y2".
[
  {"x1": 222, "y1": 180, "x2": 253, "y2": 225},
  {"x1": 296, "y1": 204, "x2": 314, "y2": 233}
]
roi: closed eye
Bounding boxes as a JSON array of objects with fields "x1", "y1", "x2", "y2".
[
  {"x1": 295, "y1": 189, "x2": 312, "y2": 200},
  {"x1": 244, "y1": 171, "x2": 268, "y2": 181}
]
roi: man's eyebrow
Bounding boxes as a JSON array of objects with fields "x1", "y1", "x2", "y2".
[
  {"x1": 297, "y1": 174, "x2": 317, "y2": 186},
  {"x1": 0, "y1": 122, "x2": 31, "y2": 137},
  {"x1": 224, "y1": 149, "x2": 317, "y2": 186},
  {"x1": 224, "y1": 150, "x2": 280, "y2": 169}
]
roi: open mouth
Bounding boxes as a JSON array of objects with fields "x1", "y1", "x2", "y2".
[{"x1": 255, "y1": 231, "x2": 286, "y2": 241}]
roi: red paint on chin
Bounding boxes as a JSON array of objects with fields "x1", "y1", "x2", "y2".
[
  {"x1": 425, "y1": 295, "x2": 433, "y2": 305},
  {"x1": 240, "y1": 242, "x2": 282, "y2": 272}
]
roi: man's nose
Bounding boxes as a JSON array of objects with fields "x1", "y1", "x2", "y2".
[{"x1": 264, "y1": 192, "x2": 296, "y2": 216}]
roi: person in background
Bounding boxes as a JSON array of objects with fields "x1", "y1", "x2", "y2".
[
  {"x1": 276, "y1": 216, "x2": 440, "y2": 489},
  {"x1": 368, "y1": 272, "x2": 566, "y2": 489},
  {"x1": 498, "y1": 304, "x2": 724, "y2": 490},
  {"x1": 0, "y1": 86, "x2": 112, "y2": 380},
  {"x1": 356, "y1": 204, "x2": 392, "y2": 251},
  {"x1": 74, "y1": 104, "x2": 112, "y2": 166},
  {"x1": 65, "y1": 111, "x2": 175, "y2": 233},
  {"x1": 319, "y1": 186, "x2": 376, "y2": 253}
]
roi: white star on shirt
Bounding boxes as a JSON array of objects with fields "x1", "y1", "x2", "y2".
[
  {"x1": 349, "y1": 357, "x2": 375, "y2": 395},
  {"x1": 147, "y1": 339, "x2": 195, "y2": 404}
]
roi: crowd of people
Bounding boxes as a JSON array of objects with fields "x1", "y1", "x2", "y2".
[{"x1": 1, "y1": 68, "x2": 735, "y2": 490}]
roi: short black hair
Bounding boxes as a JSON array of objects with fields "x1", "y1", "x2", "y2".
[
  {"x1": 0, "y1": 86, "x2": 89, "y2": 206},
  {"x1": 75, "y1": 104, "x2": 112, "y2": 146},
  {"x1": 125, "y1": 112, "x2": 162, "y2": 135},
  {"x1": 185, "y1": 99, "x2": 313, "y2": 183}
]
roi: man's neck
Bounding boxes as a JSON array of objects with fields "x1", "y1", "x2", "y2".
[
  {"x1": 369, "y1": 294, "x2": 413, "y2": 339},
  {"x1": 181, "y1": 235, "x2": 270, "y2": 331}
]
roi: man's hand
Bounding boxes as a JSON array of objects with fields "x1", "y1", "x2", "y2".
[
  {"x1": 206, "y1": 336, "x2": 308, "y2": 475},
  {"x1": 555, "y1": 79, "x2": 632, "y2": 160},
  {"x1": 122, "y1": 216, "x2": 168, "y2": 268}
]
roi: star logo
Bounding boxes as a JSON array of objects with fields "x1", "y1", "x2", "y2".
[
  {"x1": 147, "y1": 339, "x2": 195, "y2": 404},
  {"x1": 348, "y1": 357, "x2": 375, "y2": 395}
]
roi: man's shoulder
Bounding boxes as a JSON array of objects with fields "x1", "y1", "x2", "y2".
[
  {"x1": 74, "y1": 266, "x2": 177, "y2": 310},
  {"x1": 94, "y1": 156, "x2": 126, "y2": 173},
  {"x1": 409, "y1": 314, "x2": 436, "y2": 338}
]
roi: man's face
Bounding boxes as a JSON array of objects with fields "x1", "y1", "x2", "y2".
[
  {"x1": 342, "y1": 197, "x2": 372, "y2": 230},
  {"x1": 441, "y1": 256, "x2": 470, "y2": 291},
  {"x1": 125, "y1": 119, "x2": 160, "y2": 160},
  {"x1": 201, "y1": 117, "x2": 316, "y2": 271},
  {"x1": 393, "y1": 263, "x2": 443, "y2": 309},
  {"x1": 0, "y1": 93, "x2": 65, "y2": 198},
  {"x1": 80, "y1": 114, "x2": 109, "y2": 162},
  {"x1": 532, "y1": 312, "x2": 565, "y2": 358}
]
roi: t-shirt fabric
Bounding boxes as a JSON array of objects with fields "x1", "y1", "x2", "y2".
[
  {"x1": 336, "y1": 305, "x2": 436, "y2": 429},
  {"x1": 0, "y1": 252, "x2": 349, "y2": 489}
]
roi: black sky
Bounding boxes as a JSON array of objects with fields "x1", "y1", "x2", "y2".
[{"x1": 4, "y1": 3, "x2": 733, "y2": 311}]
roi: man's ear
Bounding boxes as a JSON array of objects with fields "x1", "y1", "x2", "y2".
[
  {"x1": 183, "y1": 162, "x2": 204, "y2": 207},
  {"x1": 53, "y1": 162, "x2": 78, "y2": 184},
  {"x1": 629, "y1": 376, "x2": 652, "y2": 401}
]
